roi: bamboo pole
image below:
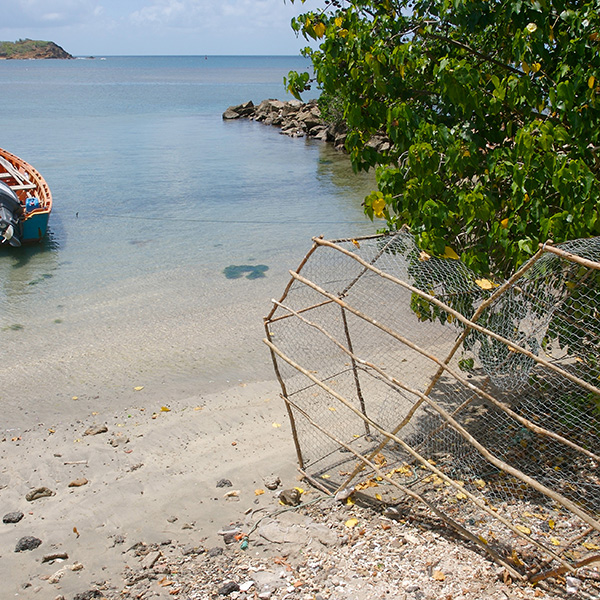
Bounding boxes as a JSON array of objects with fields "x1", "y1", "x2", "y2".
[
  {"x1": 540, "y1": 243, "x2": 600, "y2": 271},
  {"x1": 340, "y1": 306, "x2": 370, "y2": 436},
  {"x1": 311, "y1": 237, "x2": 600, "y2": 397},
  {"x1": 265, "y1": 238, "x2": 321, "y2": 322},
  {"x1": 263, "y1": 318, "x2": 305, "y2": 469},
  {"x1": 265, "y1": 339, "x2": 576, "y2": 572}
]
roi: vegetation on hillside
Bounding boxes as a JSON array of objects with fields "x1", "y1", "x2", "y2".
[{"x1": 0, "y1": 39, "x2": 72, "y2": 60}]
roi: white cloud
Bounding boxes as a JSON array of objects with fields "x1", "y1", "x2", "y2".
[
  {"x1": 2, "y1": 0, "x2": 102, "y2": 28},
  {"x1": 129, "y1": 0, "x2": 301, "y2": 30}
]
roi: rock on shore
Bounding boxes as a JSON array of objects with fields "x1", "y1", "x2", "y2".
[{"x1": 223, "y1": 99, "x2": 349, "y2": 151}]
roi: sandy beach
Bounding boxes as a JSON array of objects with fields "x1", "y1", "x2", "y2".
[{"x1": 0, "y1": 376, "x2": 304, "y2": 598}]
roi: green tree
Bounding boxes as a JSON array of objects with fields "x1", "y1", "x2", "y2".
[{"x1": 286, "y1": 0, "x2": 600, "y2": 278}]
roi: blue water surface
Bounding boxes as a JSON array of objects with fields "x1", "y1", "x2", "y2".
[{"x1": 0, "y1": 56, "x2": 377, "y2": 414}]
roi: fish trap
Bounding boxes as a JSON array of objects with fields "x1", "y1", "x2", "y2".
[{"x1": 264, "y1": 232, "x2": 600, "y2": 585}]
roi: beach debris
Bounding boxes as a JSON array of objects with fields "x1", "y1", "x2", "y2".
[
  {"x1": 15, "y1": 536, "x2": 42, "y2": 552},
  {"x1": 224, "y1": 489, "x2": 241, "y2": 501},
  {"x1": 48, "y1": 562, "x2": 83, "y2": 584},
  {"x1": 73, "y1": 526, "x2": 80, "y2": 538},
  {"x1": 68, "y1": 478, "x2": 88, "y2": 488},
  {"x1": 208, "y1": 547, "x2": 224, "y2": 557},
  {"x1": 140, "y1": 550, "x2": 161, "y2": 570},
  {"x1": 134, "y1": 386, "x2": 144, "y2": 391},
  {"x1": 334, "y1": 487, "x2": 354, "y2": 502},
  {"x1": 278, "y1": 488, "x2": 301, "y2": 506},
  {"x1": 2, "y1": 511, "x2": 24, "y2": 523},
  {"x1": 84, "y1": 424, "x2": 108, "y2": 436},
  {"x1": 263, "y1": 475, "x2": 281, "y2": 490},
  {"x1": 216, "y1": 478, "x2": 232, "y2": 488},
  {"x1": 219, "y1": 525, "x2": 243, "y2": 545},
  {"x1": 42, "y1": 552, "x2": 69, "y2": 563},
  {"x1": 26, "y1": 487, "x2": 55, "y2": 501}
]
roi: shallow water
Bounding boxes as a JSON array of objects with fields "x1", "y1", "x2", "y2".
[{"x1": 0, "y1": 56, "x2": 377, "y2": 417}]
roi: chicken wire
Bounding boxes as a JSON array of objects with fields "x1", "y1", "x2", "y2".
[{"x1": 264, "y1": 231, "x2": 600, "y2": 583}]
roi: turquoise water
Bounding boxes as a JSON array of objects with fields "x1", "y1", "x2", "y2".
[{"x1": 0, "y1": 56, "x2": 377, "y2": 416}]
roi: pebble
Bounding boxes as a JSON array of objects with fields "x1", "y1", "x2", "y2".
[
  {"x1": 3, "y1": 511, "x2": 24, "y2": 523},
  {"x1": 25, "y1": 486, "x2": 55, "y2": 501},
  {"x1": 264, "y1": 475, "x2": 281, "y2": 490},
  {"x1": 109, "y1": 433, "x2": 129, "y2": 447},
  {"x1": 73, "y1": 591, "x2": 103, "y2": 600},
  {"x1": 218, "y1": 580, "x2": 240, "y2": 595},
  {"x1": 208, "y1": 547, "x2": 224, "y2": 557},
  {"x1": 278, "y1": 488, "x2": 301, "y2": 506},
  {"x1": 15, "y1": 536, "x2": 42, "y2": 552}
]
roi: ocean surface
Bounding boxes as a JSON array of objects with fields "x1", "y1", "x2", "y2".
[{"x1": 0, "y1": 55, "x2": 377, "y2": 420}]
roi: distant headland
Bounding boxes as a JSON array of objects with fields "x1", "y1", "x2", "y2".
[{"x1": 0, "y1": 39, "x2": 73, "y2": 60}]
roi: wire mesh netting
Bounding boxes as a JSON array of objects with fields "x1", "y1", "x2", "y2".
[{"x1": 264, "y1": 232, "x2": 600, "y2": 584}]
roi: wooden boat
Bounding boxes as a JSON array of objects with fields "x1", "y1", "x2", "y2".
[{"x1": 0, "y1": 147, "x2": 52, "y2": 247}]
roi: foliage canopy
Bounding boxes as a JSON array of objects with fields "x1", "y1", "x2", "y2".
[{"x1": 286, "y1": 0, "x2": 600, "y2": 278}]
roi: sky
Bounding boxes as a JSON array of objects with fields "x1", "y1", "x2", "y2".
[{"x1": 0, "y1": 0, "x2": 316, "y2": 56}]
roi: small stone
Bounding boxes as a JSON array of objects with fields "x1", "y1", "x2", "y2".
[
  {"x1": 223, "y1": 532, "x2": 238, "y2": 545},
  {"x1": 166, "y1": 515, "x2": 178, "y2": 523},
  {"x1": 3, "y1": 511, "x2": 24, "y2": 523},
  {"x1": 182, "y1": 545, "x2": 204, "y2": 556},
  {"x1": 216, "y1": 478, "x2": 232, "y2": 488},
  {"x1": 208, "y1": 547, "x2": 224, "y2": 557},
  {"x1": 218, "y1": 580, "x2": 239, "y2": 596},
  {"x1": 26, "y1": 487, "x2": 55, "y2": 501},
  {"x1": 84, "y1": 424, "x2": 108, "y2": 436},
  {"x1": 278, "y1": 488, "x2": 301, "y2": 506},
  {"x1": 109, "y1": 433, "x2": 129, "y2": 447},
  {"x1": 68, "y1": 478, "x2": 88, "y2": 488},
  {"x1": 263, "y1": 475, "x2": 281, "y2": 491},
  {"x1": 73, "y1": 591, "x2": 103, "y2": 600},
  {"x1": 15, "y1": 536, "x2": 42, "y2": 552},
  {"x1": 566, "y1": 576, "x2": 582, "y2": 594}
]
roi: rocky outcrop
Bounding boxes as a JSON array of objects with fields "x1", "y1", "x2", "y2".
[
  {"x1": 0, "y1": 40, "x2": 73, "y2": 60},
  {"x1": 223, "y1": 99, "x2": 350, "y2": 152}
]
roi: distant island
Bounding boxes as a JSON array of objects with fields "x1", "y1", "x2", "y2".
[{"x1": 0, "y1": 39, "x2": 73, "y2": 60}]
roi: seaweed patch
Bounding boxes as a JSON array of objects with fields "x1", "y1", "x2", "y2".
[{"x1": 223, "y1": 264, "x2": 269, "y2": 280}]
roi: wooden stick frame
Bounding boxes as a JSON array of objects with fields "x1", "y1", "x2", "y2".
[{"x1": 263, "y1": 232, "x2": 600, "y2": 575}]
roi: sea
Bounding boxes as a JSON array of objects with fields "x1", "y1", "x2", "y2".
[{"x1": 0, "y1": 55, "x2": 378, "y2": 421}]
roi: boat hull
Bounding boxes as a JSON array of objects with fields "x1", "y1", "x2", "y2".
[
  {"x1": 0, "y1": 147, "x2": 52, "y2": 246},
  {"x1": 21, "y1": 212, "x2": 51, "y2": 243}
]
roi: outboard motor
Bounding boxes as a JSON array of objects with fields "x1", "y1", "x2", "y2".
[{"x1": 0, "y1": 180, "x2": 23, "y2": 247}]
